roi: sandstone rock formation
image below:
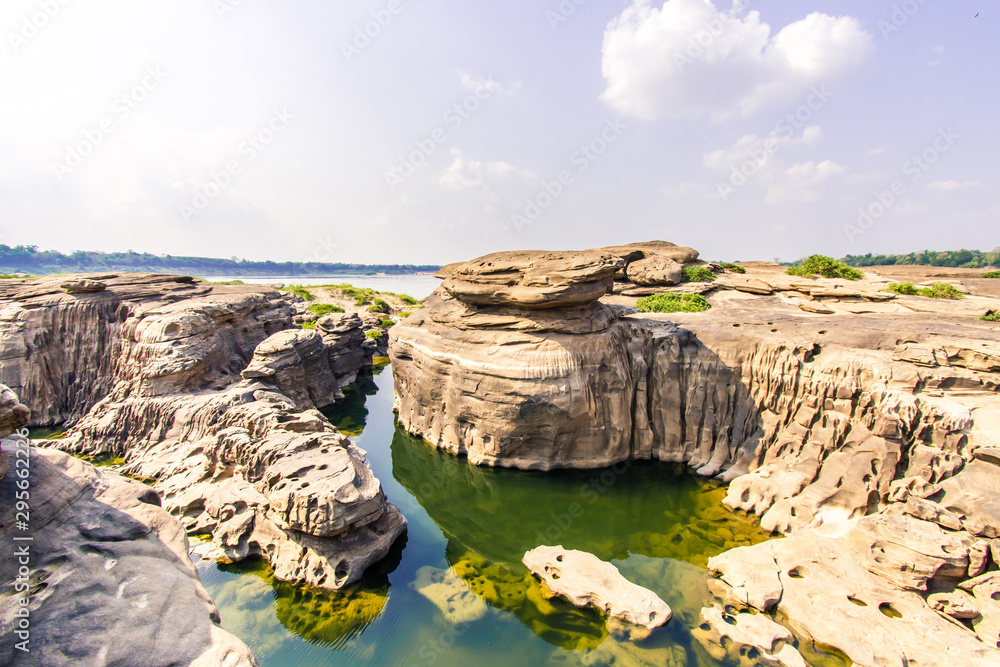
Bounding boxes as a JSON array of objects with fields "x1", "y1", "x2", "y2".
[
  {"x1": 0, "y1": 386, "x2": 258, "y2": 667},
  {"x1": 0, "y1": 273, "x2": 404, "y2": 593},
  {"x1": 436, "y1": 250, "x2": 622, "y2": 309},
  {"x1": 523, "y1": 546, "x2": 671, "y2": 631},
  {"x1": 390, "y1": 245, "x2": 1000, "y2": 665}
]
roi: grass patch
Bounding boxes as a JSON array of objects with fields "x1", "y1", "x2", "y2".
[
  {"x1": 0, "y1": 274, "x2": 32, "y2": 279},
  {"x1": 920, "y1": 282, "x2": 964, "y2": 300},
  {"x1": 301, "y1": 321, "x2": 317, "y2": 330},
  {"x1": 787, "y1": 255, "x2": 864, "y2": 280},
  {"x1": 379, "y1": 318, "x2": 395, "y2": 328},
  {"x1": 983, "y1": 271, "x2": 1000, "y2": 279},
  {"x1": 981, "y1": 310, "x2": 999, "y2": 322},
  {"x1": 719, "y1": 263, "x2": 746, "y2": 274},
  {"x1": 395, "y1": 294, "x2": 420, "y2": 305},
  {"x1": 308, "y1": 303, "x2": 345, "y2": 316},
  {"x1": 681, "y1": 266, "x2": 716, "y2": 283},
  {"x1": 365, "y1": 329, "x2": 386, "y2": 343},
  {"x1": 636, "y1": 293, "x2": 712, "y2": 313},
  {"x1": 887, "y1": 282, "x2": 920, "y2": 295},
  {"x1": 212, "y1": 280, "x2": 245, "y2": 285},
  {"x1": 280, "y1": 284, "x2": 314, "y2": 301},
  {"x1": 368, "y1": 298, "x2": 391, "y2": 314}
]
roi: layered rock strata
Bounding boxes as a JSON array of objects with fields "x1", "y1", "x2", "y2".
[
  {"x1": 0, "y1": 385, "x2": 258, "y2": 666},
  {"x1": 0, "y1": 274, "x2": 404, "y2": 591},
  {"x1": 390, "y1": 245, "x2": 1000, "y2": 665}
]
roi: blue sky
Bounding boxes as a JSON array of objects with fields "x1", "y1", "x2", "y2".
[{"x1": 0, "y1": 0, "x2": 995, "y2": 264}]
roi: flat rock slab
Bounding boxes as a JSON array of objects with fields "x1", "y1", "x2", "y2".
[
  {"x1": 439, "y1": 250, "x2": 622, "y2": 309},
  {"x1": 523, "y1": 545, "x2": 671, "y2": 630}
]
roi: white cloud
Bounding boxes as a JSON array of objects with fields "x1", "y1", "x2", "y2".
[
  {"x1": 703, "y1": 124, "x2": 821, "y2": 174},
  {"x1": 928, "y1": 180, "x2": 981, "y2": 191},
  {"x1": 439, "y1": 148, "x2": 533, "y2": 190},
  {"x1": 600, "y1": 0, "x2": 873, "y2": 119},
  {"x1": 868, "y1": 146, "x2": 884, "y2": 155},
  {"x1": 765, "y1": 160, "x2": 846, "y2": 205}
]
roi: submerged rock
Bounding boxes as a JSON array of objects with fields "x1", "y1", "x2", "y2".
[{"x1": 523, "y1": 545, "x2": 671, "y2": 631}]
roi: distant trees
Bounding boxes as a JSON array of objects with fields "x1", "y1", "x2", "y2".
[
  {"x1": 841, "y1": 248, "x2": 1000, "y2": 269},
  {"x1": 0, "y1": 244, "x2": 440, "y2": 276}
]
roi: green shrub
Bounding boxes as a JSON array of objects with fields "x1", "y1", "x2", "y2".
[
  {"x1": 368, "y1": 298, "x2": 391, "y2": 314},
  {"x1": 983, "y1": 271, "x2": 1000, "y2": 279},
  {"x1": 307, "y1": 303, "x2": 345, "y2": 316},
  {"x1": 301, "y1": 321, "x2": 317, "y2": 330},
  {"x1": 887, "y1": 282, "x2": 919, "y2": 296},
  {"x1": 396, "y1": 294, "x2": 420, "y2": 305},
  {"x1": 280, "y1": 285, "x2": 314, "y2": 301},
  {"x1": 919, "y1": 282, "x2": 964, "y2": 300},
  {"x1": 636, "y1": 293, "x2": 712, "y2": 313},
  {"x1": 379, "y1": 318, "x2": 395, "y2": 328},
  {"x1": 212, "y1": 280, "x2": 245, "y2": 285},
  {"x1": 365, "y1": 329, "x2": 386, "y2": 343},
  {"x1": 681, "y1": 266, "x2": 716, "y2": 283},
  {"x1": 786, "y1": 255, "x2": 864, "y2": 280},
  {"x1": 981, "y1": 310, "x2": 999, "y2": 322},
  {"x1": 720, "y1": 263, "x2": 746, "y2": 274}
]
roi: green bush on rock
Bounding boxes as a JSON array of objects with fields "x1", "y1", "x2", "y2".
[
  {"x1": 681, "y1": 266, "x2": 716, "y2": 283},
  {"x1": 636, "y1": 293, "x2": 712, "y2": 313},
  {"x1": 887, "y1": 282, "x2": 919, "y2": 295},
  {"x1": 982, "y1": 310, "x2": 999, "y2": 322},
  {"x1": 786, "y1": 255, "x2": 864, "y2": 280},
  {"x1": 279, "y1": 285, "x2": 314, "y2": 301},
  {"x1": 308, "y1": 303, "x2": 345, "y2": 316},
  {"x1": 366, "y1": 329, "x2": 386, "y2": 343},
  {"x1": 983, "y1": 271, "x2": 1000, "y2": 279},
  {"x1": 920, "y1": 283, "x2": 964, "y2": 300},
  {"x1": 719, "y1": 263, "x2": 746, "y2": 274},
  {"x1": 368, "y1": 298, "x2": 391, "y2": 314}
]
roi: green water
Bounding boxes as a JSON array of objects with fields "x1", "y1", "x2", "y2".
[{"x1": 195, "y1": 365, "x2": 826, "y2": 666}]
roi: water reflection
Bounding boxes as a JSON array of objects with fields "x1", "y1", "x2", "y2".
[{"x1": 214, "y1": 535, "x2": 405, "y2": 650}]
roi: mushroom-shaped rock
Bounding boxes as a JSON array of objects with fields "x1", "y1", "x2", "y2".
[
  {"x1": 440, "y1": 250, "x2": 622, "y2": 309},
  {"x1": 523, "y1": 545, "x2": 671, "y2": 631},
  {"x1": 600, "y1": 241, "x2": 700, "y2": 265}
]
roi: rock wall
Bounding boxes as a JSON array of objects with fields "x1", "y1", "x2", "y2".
[
  {"x1": 0, "y1": 273, "x2": 403, "y2": 592},
  {"x1": 390, "y1": 245, "x2": 1000, "y2": 665}
]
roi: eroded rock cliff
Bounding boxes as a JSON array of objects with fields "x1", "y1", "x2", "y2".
[
  {"x1": 390, "y1": 244, "x2": 1000, "y2": 665},
  {"x1": 0, "y1": 274, "x2": 404, "y2": 592}
]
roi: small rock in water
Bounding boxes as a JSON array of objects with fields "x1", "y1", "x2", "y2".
[{"x1": 522, "y1": 545, "x2": 671, "y2": 632}]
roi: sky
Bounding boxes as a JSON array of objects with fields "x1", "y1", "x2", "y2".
[{"x1": 0, "y1": 0, "x2": 996, "y2": 265}]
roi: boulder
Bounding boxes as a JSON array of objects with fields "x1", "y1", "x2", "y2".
[
  {"x1": 625, "y1": 255, "x2": 683, "y2": 286},
  {"x1": 522, "y1": 545, "x2": 671, "y2": 630},
  {"x1": 0, "y1": 439, "x2": 259, "y2": 667},
  {"x1": 439, "y1": 250, "x2": 622, "y2": 309}
]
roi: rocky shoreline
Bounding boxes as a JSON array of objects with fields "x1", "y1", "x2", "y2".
[
  {"x1": 1, "y1": 251, "x2": 998, "y2": 666},
  {"x1": 0, "y1": 274, "x2": 407, "y2": 665},
  {"x1": 390, "y1": 243, "x2": 1000, "y2": 665}
]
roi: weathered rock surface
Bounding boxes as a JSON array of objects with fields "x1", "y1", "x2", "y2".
[
  {"x1": 437, "y1": 250, "x2": 622, "y2": 309},
  {"x1": 694, "y1": 605, "x2": 807, "y2": 667},
  {"x1": 0, "y1": 273, "x2": 402, "y2": 593},
  {"x1": 0, "y1": 388, "x2": 258, "y2": 667},
  {"x1": 625, "y1": 255, "x2": 684, "y2": 286},
  {"x1": 523, "y1": 545, "x2": 671, "y2": 630},
  {"x1": 390, "y1": 245, "x2": 1000, "y2": 665}
]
